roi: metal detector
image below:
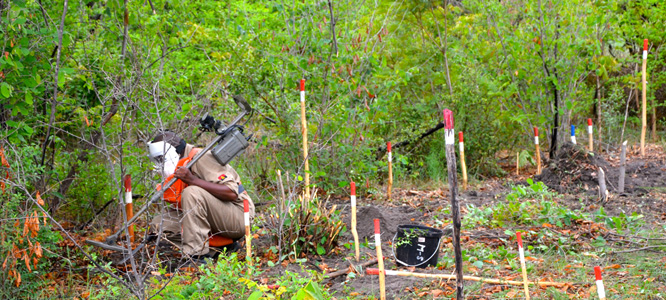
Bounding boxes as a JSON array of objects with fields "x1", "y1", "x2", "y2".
[{"x1": 86, "y1": 95, "x2": 252, "y2": 252}]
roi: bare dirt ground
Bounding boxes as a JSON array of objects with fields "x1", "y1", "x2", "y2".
[
  {"x1": 68, "y1": 143, "x2": 665, "y2": 299},
  {"x1": 277, "y1": 143, "x2": 666, "y2": 298}
]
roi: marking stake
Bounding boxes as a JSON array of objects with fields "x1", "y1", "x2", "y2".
[
  {"x1": 534, "y1": 127, "x2": 541, "y2": 175},
  {"x1": 374, "y1": 219, "x2": 386, "y2": 300},
  {"x1": 443, "y1": 109, "x2": 464, "y2": 300},
  {"x1": 351, "y1": 181, "x2": 360, "y2": 261},
  {"x1": 595, "y1": 266, "x2": 606, "y2": 300},
  {"x1": 387, "y1": 142, "x2": 392, "y2": 200},
  {"x1": 244, "y1": 199, "x2": 252, "y2": 265},
  {"x1": 124, "y1": 175, "x2": 134, "y2": 242},
  {"x1": 299, "y1": 79, "x2": 311, "y2": 198},
  {"x1": 459, "y1": 132, "x2": 468, "y2": 190},
  {"x1": 641, "y1": 39, "x2": 648, "y2": 156},
  {"x1": 587, "y1": 118, "x2": 594, "y2": 152},
  {"x1": 517, "y1": 232, "x2": 530, "y2": 300}
]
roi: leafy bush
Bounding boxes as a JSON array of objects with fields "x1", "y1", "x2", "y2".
[
  {"x1": 266, "y1": 193, "x2": 346, "y2": 258},
  {"x1": 474, "y1": 179, "x2": 589, "y2": 228},
  {"x1": 147, "y1": 253, "x2": 331, "y2": 300}
]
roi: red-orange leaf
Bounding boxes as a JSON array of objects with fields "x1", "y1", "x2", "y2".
[{"x1": 36, "y1": 192, "x2": 44, "y2": 206}]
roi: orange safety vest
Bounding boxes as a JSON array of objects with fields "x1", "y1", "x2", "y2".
[
  {"x1": 157, "y1": 148, "x2": 201, "y2": 209},
  {"x1": 156, "y1": 148, "x2": 235, "y2": 247}
]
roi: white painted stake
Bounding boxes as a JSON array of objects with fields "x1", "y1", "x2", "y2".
[
  {"x1": 587, "y1": 118, "x2": 594, "y2": 152},
  {"x1": 350, "y1": 181, "x2": 360, "y2": 261},
  {"x1": 124, "y1": 175, "x2": 134, "y2": 242},
  {"x1": 299, "y1": 79, "x2": 310, "y2": 199},
  {"x1": 517, "y1": 232, "x2": 531, "y2": 300},
  {"x1": 595, "y1": 266, "x2": 606, "y2": 300},
  {"x1": 387, "y1": 142, "x2": 392, "y2": 200},
  {"x1": 641, "y1": 39, "x2": 648, "y2": 156},
  {"x1": 534, "y1": 127, "x2": 541, "y2": 175},
  {"x1": 374, "y1": 219, "x2": 386, "y2": 300},
  {"x1": 244, "y1": 199, "x2": 252, "y2": 265},
  {"x1": 459, "y1": 132, "x2": 468, "y2": 190},
  {"x1": 571, "y1": 125, "x2": 577, "y2": 144}
]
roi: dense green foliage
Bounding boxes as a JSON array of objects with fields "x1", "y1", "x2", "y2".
[{"x1": 1, "y1": 0, "x2": 665, "y2": 297}]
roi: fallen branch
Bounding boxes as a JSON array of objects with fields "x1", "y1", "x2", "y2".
[
  {"x1": 607, "y1": 232, "x2": 666, "y2": 241},
  {"x1": 366, "y1": 268, "x2": 568, "y2": 288},
  {"x1": 375, "y1": 122, "x2": 444, "y2": 159},
  {"x1": 324, "y1": 259, "x2": 378, "y2": 279},
  {"x1": 610, "y1": 246, "x2": 665, "y2": 254}
]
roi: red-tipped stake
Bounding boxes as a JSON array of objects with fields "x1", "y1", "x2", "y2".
[
  {"x1": 517, "y1": 232, "x2": 531, "y2": 300},
  {"x1": 374, "y1": 219, "x2": 386, "y2": 300},
  {"x1": 350, "y1": 181, "x2": 360, "y2": 261},
  {"x1": 299, "y1": 79, "x2": 311, "y2": 199},
  {"x1": 124, "y1": 175, "x2": 134, "y2": 242},
  {"x1": 387, "y1": 142, "x2": 392, "y2": 200},
  {"x1": 641, "y1": 39, "x2": 648, "y2": 156},
  {"x1": 587, "y1": 119, "x2": 594, "y2": 152},
  {"x1": 459, "y1": 132, "x2": 468, "y2": 190},
  {"x1": 244, "y1": 199, "x2": 252, "y2": 265},
  {"x1": 594, "y1": 266, "x2": 606, "y2": 300},
  {"x1": 443, "y1": 109, "x2": 464, "y2": 300},
  {"x1": 534, "y1": 127, "x2": 541, "y2": 175}
]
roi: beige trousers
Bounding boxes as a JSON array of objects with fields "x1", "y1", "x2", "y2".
[{"x1": 150, "y1": 186, "x2": 245, "y2": 256}]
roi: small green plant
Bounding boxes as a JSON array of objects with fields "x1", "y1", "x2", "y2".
[
  {"x1": 594, "y1": 207, "x2": 645, "y2": 234},
  {"x1": 394, "y1": 227, "x2": 427, "y2": 247}
]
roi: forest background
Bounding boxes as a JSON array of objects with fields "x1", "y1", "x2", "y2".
[{"x1": 0, "y1": 0, "x2": 665, "y2": 298}]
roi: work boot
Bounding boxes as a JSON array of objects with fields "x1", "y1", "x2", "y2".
[
  {"x1": 179, "y1": 252, "x2": 216, "y2": 270},
  {"x1": 210, "y1": 238, "x2": 241, "y2": 256}
]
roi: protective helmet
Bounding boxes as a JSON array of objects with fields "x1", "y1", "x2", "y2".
[{"x1": 147, "y1": 131, "x2": 186, "y2": 178}]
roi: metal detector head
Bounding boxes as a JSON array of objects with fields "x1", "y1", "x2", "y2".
[
  {"x1": 233, "y1": 95, "x2": 252, "y2": 114},
  {"x1": 226, "y1": 95, "x2": 251, "y2": 128}
]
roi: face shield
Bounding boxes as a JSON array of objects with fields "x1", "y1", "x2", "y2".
[{"x1": 147, "y1": 141, "x2": 181, "y2": 178}]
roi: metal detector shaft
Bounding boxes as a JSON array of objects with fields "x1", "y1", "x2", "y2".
[{"x1": 86, "y1": 95, "x2": 251, "y2": 249}]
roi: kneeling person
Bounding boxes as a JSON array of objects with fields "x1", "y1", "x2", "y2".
[{"x1": 147, "y1": 131, "x2": 254, "y2": 258}]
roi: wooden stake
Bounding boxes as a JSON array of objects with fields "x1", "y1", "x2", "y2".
[
  {"x1": 324, "y1": 259, "x2": 378, "y2": 279},
  {"x1": 300, "y1": 79, "x2": 311, "y2": 199},
  {"x1": 618, "y1": 141, "x2": 627, "y2": 193},
  {"x1": 459, "y1": 132, "x2": 468, "y2": 190},
  {"x1": 517, "y1": 232, "x2": 531, "y2": 300},
  {"x1": 641, "y1": 39, "x2": 648, "y2": 156},
  {"x1": 516, "y1": 152, "x2": 520, "y2": 176},
  {"x1": 351, "y1": 181, "x2": 360, "y2": 261},
  {"x1": 594, "y1": 266, "x2": 606, "y2": 300},
  {"x1": 374, "y1": 219, "x2": 386, "y2": 300},
  {"x1": 387, "y1": 142, "x2": 392, "y2": 200},
  {"x1": 587, "y1": 118, "x2": 594, "y2": 152},
  {"x1": 365, "y1": 268, "x2": 566, "y2": 288},
  {"x1": 571, "y1": 125, "x2": 577, "y2": 145},
  {"x1": 598, "y1": 167, "x2": 607, "y2": 202},
  {"x1": 244, "y1": 199, "x2": 252, "y2": 265},
  {"x1": 277, "y1": 170, "x2": 285, "y2": 214},
  {"x1": 534, "y1": 127, "x2": 541, "y2": 175},
  {"x1": 443, "y1": 109, "x2": 464, "y2": 300},
  {"x1": 123, "y1": 175, "x2": 134, "y2": 242}
]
